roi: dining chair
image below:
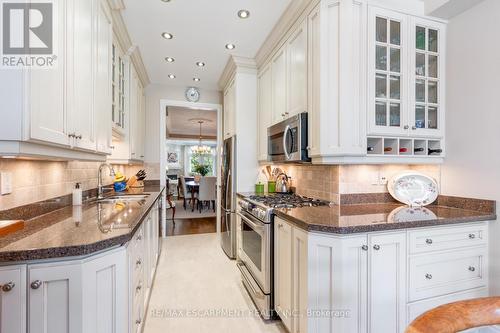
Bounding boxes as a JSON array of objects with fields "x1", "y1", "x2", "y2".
[
  {"x1": 178, "y1": 176, "x2": 189, "y2": 210},
  {"x1": 166, "y1": 179, "x2": 176, "y2": 224},
  {"x1": 405, "y1": 297, "x2": 500, "y2": 333},
  {"x1": 197, "y1": 176, "x2": 217, "y2": 213}
]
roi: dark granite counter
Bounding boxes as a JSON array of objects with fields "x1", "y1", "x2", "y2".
[
  {"x1": 238, "y1": 192, "x2": 496, "y2": 234},
  {"x1": 0, "y1": 186, "x2": 164, "y2": 262}
]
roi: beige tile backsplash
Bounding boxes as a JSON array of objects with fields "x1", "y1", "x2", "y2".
[
  {"x1": 0, "y1": 159, "x2": 143, "y2": 210},
  {"x1": 270, "y1": 164, "x2": 441, "y2": 202}
]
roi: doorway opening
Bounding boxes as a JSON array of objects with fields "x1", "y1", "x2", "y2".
[{"x1": 159, "y1": 100, "x2": 222, "y2": 237}]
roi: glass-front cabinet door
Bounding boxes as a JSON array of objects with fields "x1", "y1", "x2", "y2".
[
  {"x1": 368, "y1": 8, "x2": 408, "y2": 136},
  {"x1": 410, "y1": 18, "x2": 446, "y2": 138}
]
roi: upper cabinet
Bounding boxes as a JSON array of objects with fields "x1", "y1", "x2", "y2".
[
  {"x1": 223, "y1": 78, "x2": 236, "y2": 140},
  {"x1": 257, "y1": 64, "x2": 272, "y2": 161},
  {"x1": 0, "y1": 0, "x2": 148, "y2": 161},
  {"x1": 255, "y1": 0, "x2": 447, "y2": 164}
]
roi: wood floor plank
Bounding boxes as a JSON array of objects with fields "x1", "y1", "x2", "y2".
[{"x1": 166, "y1": 217, "x2": 216, "y2": 236}]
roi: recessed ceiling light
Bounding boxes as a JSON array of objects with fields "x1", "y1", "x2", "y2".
[
  {"x1": 237, "y1": 10, "x2": 250, "y2": 19},
  {"x1": 225, "y1": 43, "x2": 236, "y2": 50},
  {"x1": 168, "y1": 74, "x2": 176, "y2": 79},
  {"x1": 193, "y1": 77, "x2": 200, "y2": 82},
  {"x1": 161, "y1": 0, "x2": 171, "y2": 2},
  {"x1": 165, "y1": 57, "x2": 175, "y2": 62},
  {"x1": 161, "y1": 32, "x2": 173, "y2": 39},
  {"x1": 196, "y1": 61, "x2": 206, "y2": 67}
]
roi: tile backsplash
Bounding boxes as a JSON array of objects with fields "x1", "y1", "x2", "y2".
[
  {"x1": 268, "y1": 164, "x2": 441, "y2": 203},
  {"x1": 0, "y1": 159, "x2": 143, "y2": 211}
]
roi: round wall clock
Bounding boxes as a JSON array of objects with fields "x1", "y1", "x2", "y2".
[{"x1": 185, "y1": 87, "x2": 200, "y2": 102}]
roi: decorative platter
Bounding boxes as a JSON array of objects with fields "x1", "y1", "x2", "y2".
[{"x1": 387, "y1": 171, "x2": 439, "y2": 207}]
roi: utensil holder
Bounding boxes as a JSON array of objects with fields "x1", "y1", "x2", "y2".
[
  {"x1": 255, "y1": 183, "x2": 264, "y2": 194},
  {"x1": 267, "y1": 181, "x2": 276, "y2": 193}
]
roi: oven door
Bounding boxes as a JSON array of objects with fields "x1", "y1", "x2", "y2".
[{"x1": 237, "y1": 211, "x2": 271, "y2": 294}]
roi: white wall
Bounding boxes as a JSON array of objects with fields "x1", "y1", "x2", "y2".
[
  {"x1": 440, "y1": 0, "x2": 500, "y2": 294},
  {"x1": 144, "y1": 84, "x2": 222, "y2": 179}
]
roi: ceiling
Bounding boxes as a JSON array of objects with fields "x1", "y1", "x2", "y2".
[
  {"x1": 122, "y1": 0, "x2": 292, "y2": 90},
  {"x1": 166, "y1": 106, "x2": 217, "y2": 139}
]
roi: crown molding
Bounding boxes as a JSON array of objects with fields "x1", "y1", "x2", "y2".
[
  {"x1": 107, "y1": 0, "x2": 151, "y2": 87},
  {"x1": 255, "y1": 0, "x2": 320, "y2": 69},
  {"x1": 218, "y1": 56, "x2": 257, "y2": 90}
]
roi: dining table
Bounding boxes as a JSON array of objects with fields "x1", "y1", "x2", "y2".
[{"x1": 185, "y1": 180, "x2": 200, "y2": 212}]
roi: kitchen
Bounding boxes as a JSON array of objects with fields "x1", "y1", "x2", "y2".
[{"x1": 0, "y1": 0, "x2": 499, "y2": 333}]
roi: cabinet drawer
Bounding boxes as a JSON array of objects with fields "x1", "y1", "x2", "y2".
[
  {"x1": 409, "y1": 247, "x2": 487, "y2": 302},
  {"x1": 407, "y1": 287, "x2": 488, "y2": 324},
  {"x1": 408, "y1": 223, "x2": 487, "y2": 254}
]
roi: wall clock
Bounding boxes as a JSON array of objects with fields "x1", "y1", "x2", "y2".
[{"x1": 185, "y1": 87, "x2": 200, "y2": 102}]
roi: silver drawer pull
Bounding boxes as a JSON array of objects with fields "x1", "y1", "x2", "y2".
[
  {"x1": 425, "y1": 238, "x2": 433, "y2": 245},
  {"x1": 136, "y1": 259, "x2": 142, "y2": 267},
  {"x1": 136, "y1": 319, "x2": 142, "y2": 325},
  {"x1": 31, "y1": 280, "x2": 42, "y2": 289},
  {"x1": 373, "y1": 244, "x2": 380, "y2": 251},
  {"x1": 469, "y1": 266, "x2": 476, "y2": 272},
  {"x1": 361, "y1": 245, "x2": 368, "y2": 251},
  {"x1": 2, "y1": 282, "x2": 15, "y2": 292},
  {"x1": 136, "y1": 235, "x2": 142, "y2": 241},
  {"x1": 136, "y1": 284, "x2": 142, "y2": 292},
  {"x1": 469, "y1": 234, "x2": 476, "y2": 239},
  {"x1": 425, "y1": 274, "x2": 433, "y2": 280}
]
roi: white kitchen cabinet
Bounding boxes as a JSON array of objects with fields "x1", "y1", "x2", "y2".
[
  {"x1": 286, "y1": 20, "x2": 308, "y2": 117},
  {"x1": 368, "y1": 7, "x2": 446, "y2": 140},
  {"x1": 223, "y1": 78, "x2": 236, "y2": 139},
  {"x1": 0, "y1": 0, "x2": 114, "y2": 161},
  {"x1": 95, "y1": 0, "x2": 113, "y2": 154},
  {"x1": 28, "y1": 261, "x2": 83, "y2": 333},
  {"x1": 291, "y1": 226, "x2": 308, "y2": 333},
  {"x1": 257, "y1": 64, "x2": 272, "y2": 161},
  {"x1": 0, "y1": 265, "x2": 26, "y2": 333},
  {"x1": 274, "y1": 218, "x2": 293, "y2": 332},
  {"x1": 82, "y1": 248, "x2": 128, "y2": 333},
  {"x1": 367, "y1": 233, "x2": 407, "y2": 333},
  {"x1": 271, "y1": 45, "x2": 287, "y2": 125}
]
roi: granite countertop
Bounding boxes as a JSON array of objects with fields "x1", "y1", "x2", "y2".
[
  {"x1": 238, "y1": 192, "x2": 496, "y2": 234},
  {"x1": 0, "y1": 186, "x2": 164, "y2": 262}
]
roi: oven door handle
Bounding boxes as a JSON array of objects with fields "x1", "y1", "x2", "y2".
[
  {"x1": 237, "y1": 212, "x2": 266, "y2": 234},
  {"x1": 282, "y1": 124, "x2": 291, "y2": 160}
]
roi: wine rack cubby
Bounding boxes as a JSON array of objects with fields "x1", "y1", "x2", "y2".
[{"x1": 366, "y1": 137, "x2": 443, "y2": 157}]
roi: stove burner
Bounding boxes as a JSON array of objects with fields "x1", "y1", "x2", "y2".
[{"x1": 249, "y1": 193, "x2": 330, "y2": 209}]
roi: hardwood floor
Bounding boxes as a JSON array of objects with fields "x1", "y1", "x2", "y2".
[{"x1": 165, "y1": 217, "x2": 216, "y2": 236}]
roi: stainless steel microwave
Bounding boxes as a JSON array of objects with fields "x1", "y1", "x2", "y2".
[{"x1": 267, "y1": 112, "x2": 310, "y2": 163}]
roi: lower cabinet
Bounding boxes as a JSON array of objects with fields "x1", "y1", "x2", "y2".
[
  {"x1": 274, "y1": 217, "x2": 489, "y2": 333},
  {"x1": 0, "y1": 198, "x2": 162, "y2": 333}
]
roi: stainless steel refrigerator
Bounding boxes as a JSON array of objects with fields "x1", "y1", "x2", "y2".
[{"x1": 220, "y1": 135, "x2": 236, "y2": 259}]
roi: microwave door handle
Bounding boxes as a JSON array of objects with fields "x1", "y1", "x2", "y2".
[{"x1": 283, "y1": 124, "x2": 291, "y2": 160}]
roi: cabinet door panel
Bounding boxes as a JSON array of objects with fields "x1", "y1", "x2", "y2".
[
  {"x1": 368, "y1": 232, "x2": 406, "y2": 333},
  {"x1": 0, "y1": 265, "x2": 26, "y2": 333},
  {"x1": 271, "y1": 46, "x2": 287, "y2": 124},
  {"x1": 95, "y1": 0, "x2": 113, "y2": 154},
  {"x1": 274, "y1": 217, "x2": 293, "y2": 332},
  {"x1": 292, "y1": 228, "x2": 308, "y2": 333},
  {"x1": 82, "y1": 248, "x2": 127, "y2": 333},
  {"x1": 367, "y1": 7, "x2": 408, "y2": 136},
  {"x1": 287, "y1": 20, "x2": 307, "y2": 117},
  {"x1": 71, "y1": 0, "x2": 96, "y2": 151},
  {"x1": 257, "y1": 64, "x2": 272, "y2": 161},
  {"x1": 29, "y1": 0, "x2": 69, "y2": 146},
  {"x1": 28, "y1": 262, "x2": 82, "y2": 333},
  {"x1": 223, "y1": 79, "x2": 235, "y2": 139}
]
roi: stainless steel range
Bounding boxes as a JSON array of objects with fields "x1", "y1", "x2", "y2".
[{"x1": 236, "y1": 193, "x2": 330, "y2": 320}]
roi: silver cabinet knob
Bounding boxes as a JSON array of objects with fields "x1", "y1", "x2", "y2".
[
  {"x1": 75, "y1": 134, "x2": 82, "y2": 140},
  {"x1": 68, "y1": 133, "x2": 76, "y2": 138},
  {"x1": 425, "y1": 274, "x2": 433, "y2": 280},
  {"x1": 403, "y1": 125, "x2": 409, "y2": 130},
  {"x1": 2, "y1": 282, "x2": 15, "y2": 292},
  {"x1": 285, "y1": 112, "x2": 289, "y2": 115},
  {"x1": 136, "y1": 284, "x2": 142, "y2": 292},
  {"x1": 469, "y1": 266, "x2": 476, "y2": 272},
  {"x1": 136, "y1": 319, "x2": 142, "y2": 325},
  {"x1": 425, "y1": 238, "x2": 433, "y2": 245},
  {"x1": 278, "y1": 224, "x2": 283, "y2": 228},
  {"x1": 412, "y1": 126, "x2": 417, "y2": 130},
  {"x1": 136, "y1": 235, "x2": 142, "y2": 241},
  {"x1": 281, "y1": 113, "x2": 285, "y2": 117},
  {"x1": 361, "y1": 245, "x2": 368, "y2": 251},
  {"x1": 373, "y1": 244, "x2": 380, "y2": 251},
  {"x1": 469, "y1": 234, "x2": 476, "y2": 239},
  {"x1": 31, "y1": 280, "x2": 42, "y2": 289},
  {"x1": 136, "y1": 259, "x2": 142, "y2": 267}
]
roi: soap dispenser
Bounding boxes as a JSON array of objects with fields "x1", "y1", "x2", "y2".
[{"x1": 72, "y1": 182, "x2": 82, "y2": 206}]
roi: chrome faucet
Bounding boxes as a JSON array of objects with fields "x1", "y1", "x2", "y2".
[{"x1": 98, "y1": 163, "x2": 116, "y2": 199}]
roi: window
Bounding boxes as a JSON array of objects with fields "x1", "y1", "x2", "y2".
[
  {"x1": 112, "y1": 42, "x2": 125, "y2": 129},
  {"x1": 186, "y1": 147, "x2": 217, "y2": 176}
]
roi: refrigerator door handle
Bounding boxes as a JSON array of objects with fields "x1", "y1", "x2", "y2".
[{"x1": 225, "y1": 169, "x2": 231, "y2": 211}]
